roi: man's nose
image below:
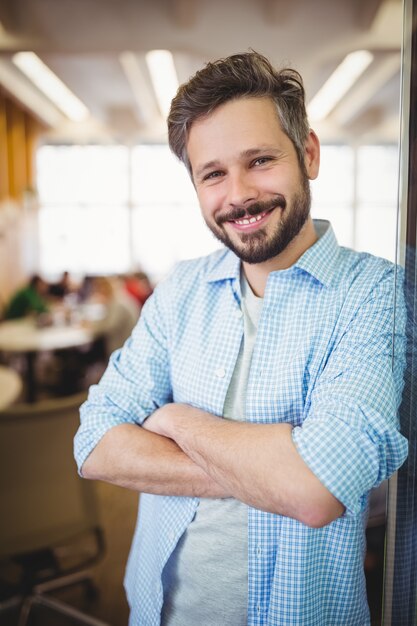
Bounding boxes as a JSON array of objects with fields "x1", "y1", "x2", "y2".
[{"x1": 226, "y1": 171, "x2": 258, "y2": 208}]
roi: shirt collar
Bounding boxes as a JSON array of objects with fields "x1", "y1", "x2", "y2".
[
  {"x1": 206, "y1": 219, "x2": 340, "y2": 288},
  {"x1": 293, "y1": 220, "x2": 340, "y2": 287},
  {"x1": 206, "y1": 247, "x2": 241, "y2": 283}
]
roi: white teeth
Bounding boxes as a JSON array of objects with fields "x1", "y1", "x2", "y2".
[{"x1": 235, "y1": 212, "x2": 265, "y2": 225}]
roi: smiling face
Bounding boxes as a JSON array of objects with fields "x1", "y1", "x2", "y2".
[{"x1": 187, "y1": 96, "x2": 320, "y2": 268}]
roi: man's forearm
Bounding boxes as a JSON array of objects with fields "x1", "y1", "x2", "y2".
[
  {"x1": 81, "y1": 422, "x2": 231, "y2": 498},
  {"x1": 144, "y1": 404, "x2": 344, "y2": 527}
]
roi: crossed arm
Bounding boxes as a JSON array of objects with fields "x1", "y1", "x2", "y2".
[
  {"x1": 80, "y1": 264, "x2": 408, "y2": 530},
  {"x1": 82, "y1": 402, "x2": 344, "y2": 528}
]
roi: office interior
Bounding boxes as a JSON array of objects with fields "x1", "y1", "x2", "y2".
[{"x1": 0, "y1": 0, "x2": 416, "y2": 624}]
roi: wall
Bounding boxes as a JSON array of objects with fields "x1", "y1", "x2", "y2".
[{"x1": 0, "y1": 88, "x2": 43, "y2": 308}]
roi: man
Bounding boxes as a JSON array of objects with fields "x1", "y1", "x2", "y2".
[{"x1": 75, "y1": 52, "x2": 408, "y2": 625}]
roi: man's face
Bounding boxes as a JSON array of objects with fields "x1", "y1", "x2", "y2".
[{"x1": 187, "y1": 97, "x2": 318, "y2": 265}]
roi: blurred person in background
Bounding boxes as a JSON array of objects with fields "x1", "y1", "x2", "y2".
[
  {"x1": 4, "y1": 274, "x2": 49, "y2": 320},
  {"x1": 75, "y1": 52, "x2": 407, "y2": 626},
  {"x1": 51, "y1": 276, "x2": 141, "y2": 395},
  {"x1": 124, "y1": 271, "x2": 154, "y2": 307},
  {"x1": 48, "y1": 270, "x2": 72, "y2": 298},
  {"x1": 76, "y1": 275, "x2": 95, "y2": 304},
  {"x1": 89, "y1": 276, "x2": 141, "y2": 355}
]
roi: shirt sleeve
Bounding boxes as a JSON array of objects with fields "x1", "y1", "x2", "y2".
[
  {"x1": 74, "y1": 279, "x2": 173, "y2": 474},
  {"x1": 292, "y1": 265, "x2": 408, "y2": 516}
]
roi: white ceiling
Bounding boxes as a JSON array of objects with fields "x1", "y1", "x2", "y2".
[{"x1": 0, "y1": 0, "x2": 404, "y2": 144}]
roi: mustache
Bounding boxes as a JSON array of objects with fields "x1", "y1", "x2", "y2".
[{"x1": 215, "y1": 195, "x2": 286, "y2": 225}]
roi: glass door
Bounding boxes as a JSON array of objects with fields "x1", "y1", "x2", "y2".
[{"x1": 384, "y1": 0, "x2": 417, "y2": 622}]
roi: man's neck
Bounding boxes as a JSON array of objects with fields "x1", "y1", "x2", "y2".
[{"x1": 242, "y1": 217, "x2": 318, "y2": 297}]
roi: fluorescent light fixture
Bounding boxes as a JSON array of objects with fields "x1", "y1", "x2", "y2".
[
  {"x1": 307, "y1": 50, "x2": 374, "y2": 122},
  {"x1": 145, "y1": 49, "x2": 179, "y2": 118},
  {"x1": 120, "y1": 51, "x2": 159, "y2": 124},
  {"x1": 0, "y1": 58, "x2": 65, "y2": 127},
  {"x1": 12, "y1": 51, "x2": 90, "y2": 122}
]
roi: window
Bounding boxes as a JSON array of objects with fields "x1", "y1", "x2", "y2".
[
  {"x1": 356, "y1": 145, "x2": 399, "y2": 261},
  {"x1": 310, "y1": 145, "x2": 355, "y2": 248},
  {"x1": 131, "y1": 145, "x2": 220, "y2": 278},
  {"x1": 37, "y1": 145, "x2": 130, "y2": 278}
]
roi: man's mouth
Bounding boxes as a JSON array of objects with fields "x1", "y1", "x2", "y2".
[
  {"x1": 216, "y1": 195, "x2": 286, "y2": 232},
  {"x1": 227, "y1": 206, "x2": 277, "y2": 231},
  {"x1": 231, "y1": 209, "x2": 271, "y2": 226}
]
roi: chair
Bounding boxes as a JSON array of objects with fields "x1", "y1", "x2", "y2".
[{"x1": 0, "y1": 392, "x2": 109, "y2": 626}]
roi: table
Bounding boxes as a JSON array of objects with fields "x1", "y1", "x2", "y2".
[
  {"x1": 0, "y1": 318, "x2": 96, "y2": 402},
  {"x1": 0, "y1": 365, "x2": 23, "y2": 409}
]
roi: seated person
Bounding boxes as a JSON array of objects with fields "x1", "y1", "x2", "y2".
[
  {"x1": 48, "y1": 271, "x2": 72, "y2": 298},
  {"x1": 4, "y1": 275, "x2": 49, "y2": 320},
  {"x1": 87, "y1": 276, "x2": 141, "y2": 355},
  {"x1": 123, "y1": 271, "x2": 153, "y2": 307}
]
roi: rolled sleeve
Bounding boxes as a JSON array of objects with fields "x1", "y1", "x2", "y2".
[
  {"x1": 74, "y1": 279, "x2": 173, "y2": 474},
  {"x1": 293, "y1": 267, "x2": 408, "y2": 516}
]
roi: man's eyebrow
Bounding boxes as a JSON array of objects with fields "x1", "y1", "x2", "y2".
[
  {"x1": 195, "y1": 160, "x2": 221, "y2": 180},
  {"x1": 241, "y1": 146, "x2": 281, "y2": 158}
]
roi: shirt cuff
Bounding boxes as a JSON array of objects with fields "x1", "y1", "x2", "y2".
[{"x1": 292, "y1": 418, "x2": 380, "y2": 516}]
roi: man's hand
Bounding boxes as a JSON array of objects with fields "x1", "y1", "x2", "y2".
[
  {"x1": 141, "y1": 403, "x2": 176, "y2": 437},
  {"x1": 142, "y1": 403, "x2": 215, "y2": 438}
]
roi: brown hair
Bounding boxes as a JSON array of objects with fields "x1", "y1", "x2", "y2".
[{"x1": 168, "y1": 51, "x2": 310, "y2": 176}]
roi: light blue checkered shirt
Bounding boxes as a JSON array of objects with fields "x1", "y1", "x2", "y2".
[{"x1": 75, "y1": 220, "x2": 408, "y2": 626}]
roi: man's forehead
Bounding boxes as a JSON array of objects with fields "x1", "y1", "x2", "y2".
[
  {"x1": 190, "y1": 95, "x2": 278, "y2": 127},
  {"x1": 187, "y1": 96, "x2": 284, "y2": 145}
]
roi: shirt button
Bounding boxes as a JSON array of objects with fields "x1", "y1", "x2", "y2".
[
  {"x1": 215, "y1": 367, "x2": 226, "y2": 378},
  {"x1": 256, "y1": 546, "x2": 262, "y2": 557},
  {"x1": 234, "y1": 309, "x2": 243, "y2": 319},
  {"x1": 257, "y1": 604, "x2": 261, "y2": 615}
]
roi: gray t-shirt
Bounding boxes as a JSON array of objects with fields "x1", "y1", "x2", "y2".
[{"x1": 161, "y1": 274, "x2": 263, "y2": 626}]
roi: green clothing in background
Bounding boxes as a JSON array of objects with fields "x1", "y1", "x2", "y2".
[{"x1": 5, "y1": 286, "x2": 48, "y2": 319}]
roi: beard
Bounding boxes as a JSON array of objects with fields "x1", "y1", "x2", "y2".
[{"x1": 203, "y1": 173, "x2": 312, "y2": 264}]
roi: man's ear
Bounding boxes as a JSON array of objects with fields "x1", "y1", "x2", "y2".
[{"x1": 304, "y1": 130, "x2": 320, "y2": 180}]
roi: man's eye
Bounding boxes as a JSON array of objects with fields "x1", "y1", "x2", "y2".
[
  {"x1": 204, "y1": 170, "x2": 223, "y2": 180},
  {"x1": 253, "y1": 157, "x2": 272, "y2": 166}
]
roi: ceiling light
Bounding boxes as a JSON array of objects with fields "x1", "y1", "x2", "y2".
[
  {"x1": 12, "y1": 52, "x2": 90, "y2": 122},
  {"x1": 307, "y1": 50, "x2": 374, "y2": 122},
  {"x1": 120, "y1": 52, "x2": 159, "y2": 124},
  {"x1": 0, "y1": 58, "x2": 64, "y2": 127},
  {"x1": 145, "y1": 50, "x2": 179, "y2": 118}
]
